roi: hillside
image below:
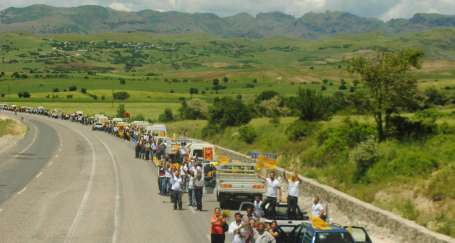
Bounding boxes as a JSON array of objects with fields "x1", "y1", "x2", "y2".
[{"x1": 1, "y1": 5, "x2": 455, "y2": 38}]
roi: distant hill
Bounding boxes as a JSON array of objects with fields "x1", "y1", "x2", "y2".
[{"x1": 1, "y1": 4, "x2": 455, "y2": 38}]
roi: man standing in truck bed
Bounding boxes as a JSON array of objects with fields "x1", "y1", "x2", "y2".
[{"x1": 259, "y1": 171, "x2": 281, "y2": 218}]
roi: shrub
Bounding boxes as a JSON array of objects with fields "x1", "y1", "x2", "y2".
[
  {"x1": 80, "y1": 88, "x2": 87, "y2": 94},
  {"x1": 53, "y1": 88, "x2": 60, "y2": 92},
  {"x1": 291, "y1": 88, "x2": 332, "y2": 121},
  {"x1": 159, "y1": 108, "x2": 175, "y2": 122},
  {"x1": 255, "y1": 90, "x2": 280, "y2": 103},
  {"x1": 424, "y1": 87, "x2": 448, "y2": 106},
  {"x1": 68, "y1": 85, "x2": 77, "y2": 91},
  {"x1": 239, "y1": 126, "x2": 257, "y2": 144},
  {"x1": 17, "y1": 91, "x2": 31, "y2": 98},
  {"x1": 66, "y1": 95, "x2": 73, "y2": 99},
  {"x1": 119, "y1": 78, "x2": 126, "y2": 85},
  {"x1": 350, "y1": 138, "x2": 379, "y2": 183},
  {"x1": 387, "y1": 116, "x2": 437, "y2": 140},
  {"x1": 286, "y1": 120, "x2": 318, "y2": 141},
  {"x1": 179, "y1": 99, "x2": 207, "y2": 120},
  {"x1": 116, "y1": 104, "x2": 126, "y2": 118},
  {"x1": 131, "y1": 114, "x2": 146, "y2": 121},
  {"x1": 113, "y1": 91, "x2": 130, "y2": 100}
]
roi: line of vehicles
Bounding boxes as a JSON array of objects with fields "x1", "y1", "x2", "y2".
[{"x1": 1, "y1": 103, "x2": 373, "y2": 243}]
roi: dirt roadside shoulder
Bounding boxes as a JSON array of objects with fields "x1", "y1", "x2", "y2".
[{"x1": 0, "y1": 115, "x2": 27, "y2": 154}]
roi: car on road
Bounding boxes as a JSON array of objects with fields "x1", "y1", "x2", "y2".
[
  {"x1": 289, "y1": 221, "x2": 372, "y2": 243},
  {"x1": 92, "y1": 122, "x2": 104, "y2": 131}
]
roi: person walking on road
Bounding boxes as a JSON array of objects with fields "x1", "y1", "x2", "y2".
[
  {"x1": 211, "y1": 208, "x2": 226, "y2": 243},
  {"x1": 193, "y1": 164, "x2": 204, "y2": 211},
  {"x1": 259, "y1": 171, "x2": 281, "y2": 218},
  {"x1": 229, "y1": 212, "x2": 246, "y2": 243},
  {"x1": 254, "y1": 222, "x2": 275, "y2": 243},
  {"x1": 171, "y1": 171, "x2": 183, "y2": 210},
  {"x1": 283, "y1": 171, "x2": 301, "y2": 219}
]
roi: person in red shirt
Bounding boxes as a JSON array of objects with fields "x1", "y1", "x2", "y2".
[{"x1": 211, "y1": 208, "x2": 226, "y2": 243}]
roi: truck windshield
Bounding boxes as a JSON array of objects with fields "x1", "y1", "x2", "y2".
[{"x1": 315, "y1": 232, "x2": 354, "y2": 243}]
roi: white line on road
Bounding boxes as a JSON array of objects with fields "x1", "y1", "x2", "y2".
[
  {"x1": 0, "y1": 208, "x2": 3, "y2": 213},
  {"x1": 94, "y1": 136, "x2": 121, "y2": 243},
  {"x1": 17, "y1": 187, "x2": 27, "y2": 195},
  {"x1": 15, "y1": 123, "x2": 39, "y2": 158},
  {"x1": 35, "y1": 172, "x2": 43, "y2": 178},
  {"x1": 64, "y1": 130, "x2": 97, "y2": 243}
]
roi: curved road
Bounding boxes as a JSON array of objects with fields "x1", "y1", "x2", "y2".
[{"x1": 0, "y1": 112, "x2": 218, "y2": 243}]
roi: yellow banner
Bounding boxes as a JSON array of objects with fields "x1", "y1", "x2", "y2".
[
  {"x1": 256, "y1": 155, "x2": 277, "y2": 170},
  {"x1": 218, "y1": 155, "x2": 230, "y2": 165}
]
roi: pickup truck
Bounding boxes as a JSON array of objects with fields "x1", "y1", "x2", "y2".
[{"x1": 216, "y1": 163, "x2": 265, "y2": 208}]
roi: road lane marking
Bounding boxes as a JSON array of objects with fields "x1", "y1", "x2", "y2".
[
  {"x1": 35, "y1": 172, "x2": 43, "y2": 178},
  {"x1": 64, "y1": 129, "x2": 97, "y2": 243},
  {"x1": 94, "y1": 136, "x2": 121, "y2": 243},
  {"x1": 0, "y1": 208, "x2": 3, "y2": 213},
  {"x1": 15, "y1": 123, "x2": 39, "y2": 158},
  {"x1": 17, "y1": 187, "x2": 27, "y2": 195}
]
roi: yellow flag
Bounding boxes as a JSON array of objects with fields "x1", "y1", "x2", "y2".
[
  {"x1": 257, "y1": 155, "x2": 277, "y2": 169},
  {"x1": 218, "y1": 155, "x2": 230, "y2": 164}
]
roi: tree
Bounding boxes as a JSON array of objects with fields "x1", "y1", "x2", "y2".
[
  {"x1": 68, "y1": 85, "x2": 77, "y2": 91},
  {"x1": 179, "y1": 99, "x2": 207, "y2": 120},
  {"x1": 116, "y1": 104, "x2": 126, "y2": 118},
  {"x1": 348, "y1": 49, "x2": 424, "y2": 141},
  {"x1": 255, "y1": 90, "x2": 280, "y2": 103},
  {"x1": 113, "y1": 91, "x2": 130, "y2": 100},
  {"x1": 189, "y1": 87, "x2": 199, "y2": 95},
  {"x1": 239, "y1": 126, "x2": 257, "y2": 144},
  {"x1": 291, "y1": 88, "x2": 332, "y2": 121},
  {"x1": 207, "y1": 97, "x2": 251, "y2": 130},
  {"x1": 159, "y1": 108, "x2": 175, "y2": 122},
  {"x1": 223, "y1": 76, "x2": 229, "y2": 83}
]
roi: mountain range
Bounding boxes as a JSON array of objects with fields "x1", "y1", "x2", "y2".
[{"x1": 1, "y1": 4, "x2": 455, "y2": 38}]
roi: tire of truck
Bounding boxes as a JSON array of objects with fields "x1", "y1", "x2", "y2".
[{"x1": 219, "y1": 198, "x2": 228, "y2": 209}]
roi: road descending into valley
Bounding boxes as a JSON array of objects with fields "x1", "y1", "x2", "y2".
[{"x1": 0, "y1": 111, "x2": 405, "y2": 243}]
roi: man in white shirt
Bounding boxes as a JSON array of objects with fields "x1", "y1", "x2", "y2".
[
  {"x1": 259, "y1": 171, "x2": 281, "y2": 218},
  {"x1": 311, "y1": 196, "x2": 325, "y2": 219},
  {"x1": 284, "y1": 172, "x2": 301, "y2": 219},
  {"x1": 228, "y1": 213, "x2": 246, "y2": 243},
  {"x1": 171, "y1": 171, "x2": 183, "y2": 210},
  {"x1": 254, "y1": 222, "x2": 276, "y2": 243}
]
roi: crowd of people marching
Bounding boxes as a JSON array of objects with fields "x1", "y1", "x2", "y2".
[{"x1": 4, "y1": 107, "x2": 331, "y2": 243}]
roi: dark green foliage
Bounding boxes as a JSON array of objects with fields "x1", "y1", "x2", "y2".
[
  {"x1": 189, "y1": 87, "x2": 199, "y2": 95},
  {"x1": 116, "y1": 104, "x2": 126, "y2": 118},
  {"x1": 206, "y1": 97, "x2": 251, "y2": 131},
  {"x1": 292, "y1": 88, "x2": 332, "y2": 121},
  {"x1": 239, "y1": 125, "x2": 257, "y2": 144},
  {"x1": 255, "y1": 90, "x2": 280, "y2": 103},
  {"x1": 113, "y1": 91, "x2": 130, "y2": 100},
  {"x1": 286, "y1": 120, "x2": 318, "y2": 141},
  {"x1": 387, "y1": 116, "x2": 438, "y2": 140},
  {"x1": 53, "y1": 88, "x2": 60, "y2": 92},
  {"x1": 119, "y1": 78, "x2": 126, "y2": 85},
  {"x1": 179, "y1": 99, "x2": 206, "y2": 120},
  {"x1": 424, "y1": 87, "x2": 448, "y2": 106},
  {"x1": 350, "y1": 138, "x2": 379, "y2": 183},
  {"x1": 17, "y1": 91, "x2": 31, "y2": 98},
  {"x1": 80, "y1": 88, "x2": 87, "y2": 93},
  {"x1": 159, "y1": 108, "x2": 175, "y2": 122},
  {"x1": 68, "y1": 85, "x2": 77, "y2": 91},
  {"x1": 131, "y1": 113, "x2": 145, "y2": 121}
]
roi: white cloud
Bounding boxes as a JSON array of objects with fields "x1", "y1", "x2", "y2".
[
  {"x1": 109, "y1": 2, "x2": 131, "y2": 12},
  {"x1": 0, "y1": 0, "x2": 454, "y2": 19}
]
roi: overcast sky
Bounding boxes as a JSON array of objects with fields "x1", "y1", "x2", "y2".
[{"x1": 1, "y1": 0, "x2": 455, "y2": 20}]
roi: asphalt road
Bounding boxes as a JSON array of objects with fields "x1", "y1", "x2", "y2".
[{"x1": 0, "y1": 112, "x2": 219, "y2": 243}]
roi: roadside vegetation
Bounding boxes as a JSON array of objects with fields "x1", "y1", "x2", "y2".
[
  {"x1": 1, "y1": 30, "x2": 455, "y2": 237},
  {"x1": 0, "y1": 118, "x2": 26, "y2": 137}
]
